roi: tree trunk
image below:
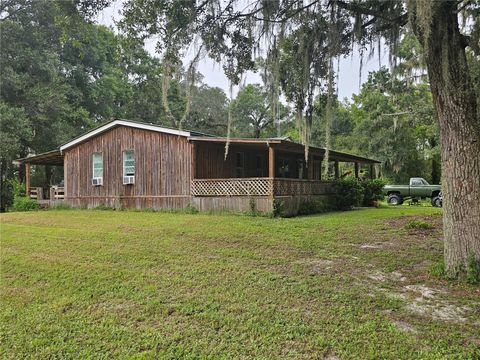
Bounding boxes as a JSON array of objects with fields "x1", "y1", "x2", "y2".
[
  {"x1": 431, "y1": 153, "x2": 440, "y2": 185},
  {"x1": 253, "y1": 124, "x2": 261, "y2": 138},
  {"x1": 413, "y1": 2, "x2": 480, "y2": 275}
]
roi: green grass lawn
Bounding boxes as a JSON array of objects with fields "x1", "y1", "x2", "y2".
[{"x1": 1, "y1": 207, "x2": 479, "y2": 359}]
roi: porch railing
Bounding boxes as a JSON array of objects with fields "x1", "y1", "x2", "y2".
[
  {"x1": 50, "y1": 186, "x2": 65, "y2": 200},
  {"x1": 28, "y1": 186, "x2": 64, "y2": 200},
  {"x1": 273, "y1": 179, "x2": 334, "y2": 196},
  {"x1": 28, "y1": 187, "x2": 44, "y2": 200},
  {"x1": 191, "y1": 178, "x2": 334, "y2": 197}
]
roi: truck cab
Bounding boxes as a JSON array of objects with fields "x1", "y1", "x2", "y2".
[{"x1": 409, "y1": 177, "x2": 433, "y2": 197}]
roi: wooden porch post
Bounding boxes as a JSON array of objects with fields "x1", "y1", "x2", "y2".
[
  {"x1": 354, "y1": 162, "x2": 359, "y2": 178},
  {"x1": 334, "y1": 160, "x2": 339, "y2": 179},
  {"x1": 370, "y1": 164, "x2": 375, "y2": 179},
  {"x1": 268, "y1": 146, "x2": 275, "y2": 178},
  {"x1": 25, "y1": 162, "x2": 31, "y2": 196}
]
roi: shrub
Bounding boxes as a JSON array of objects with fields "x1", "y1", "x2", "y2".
[
  {"x1": 466, "y1": 254, "x2": 480, "y2": 284},
  {"x1": 333, "y1": 177, "x2": 364, "y2": 210},
  {"x1": 272, "y1": 199, "x2": 286, "y2": 217},
  {"x1": 184, "y1": 204, "x2": 199, "y2": 214},
  {"x1": 11, "y1": 196, "x2": 40, "y2": 212},
  {"x1": 405, "y1": 219, "x2": 433, "y2": 230},
  {"x1": 298, "y1": 199, "x2": 333, "y2": 215},
  {"x1": 430, "y1": 258, "x2": 446, "y2": 277},
  {"x1": 361, "y1": 178, "x2": 386, "y2": 207},
  {"x1": 10, "y1": 178, "x2": 26, "y2": 197}
]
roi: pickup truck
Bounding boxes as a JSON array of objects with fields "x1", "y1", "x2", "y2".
[{"x1": 383, "y1": 177, "x2": 442, "y2": 207}]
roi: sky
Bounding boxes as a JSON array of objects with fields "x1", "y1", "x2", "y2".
[{"x1": 96, "y1": 1, "x2": 388, "y2": 100}]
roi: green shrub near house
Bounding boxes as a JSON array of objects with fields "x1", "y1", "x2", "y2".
[
  {"x1": 334, "y1": 177, "x2": 386, "y2": 210},
  {"x1": 334, "y1": 177, "x2": 364, "y2": 210},
  {"x1": 361, "y1": 178, "x2": 387, "y2": 206},
  {"x1": 9, "y1": 179, "x2": 39, "y2": 212},
  {"x1": 298, "y1": 198, "x2": 334, "y2": 215},
  {"x1": 11, "y1": 196, "x2": 39, "y2": 211}
]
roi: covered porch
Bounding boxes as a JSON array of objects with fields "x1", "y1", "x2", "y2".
[
  {"x1": 189, "y1": 137, "x2": 380, "y2": 214},
  {"x1": 16, "y1": 150, "x2": 65, "y2": 205},
  {"x1": 189, "y1": 137, "x2": 380, "y2": 197}
]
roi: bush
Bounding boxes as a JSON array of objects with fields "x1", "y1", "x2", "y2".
[
  {"x1": 10, "y1": 178, "x2": 26, "y2": 197},
  {"x1": 272, "y1": 199, "x2": 286, "y2": 217},
  {"x1": 466, "y1": 254, "x2": 480, "y2": 284},
  {"x1": 11, "y1": 196, "x2": 40, "y2": 211},
  {"x1": 334, "y1": 178, "x2": 364, "y2": 210},
  {"x1": 361, "y1": 178, "x2": 386, "y2": 207},
  {"x1": 430, "y1": 258, "x2": 446, "y2": 277},
  {"x1": 298, "y1": 199, "x2": 333, "y2": 215},
  {"x1": 184, "y1": 204, "x2": 199, "y2": 214}
]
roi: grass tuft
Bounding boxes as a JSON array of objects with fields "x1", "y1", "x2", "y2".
[{"x1": 405, "y1": 219, "x2": 433, "y2": 230}]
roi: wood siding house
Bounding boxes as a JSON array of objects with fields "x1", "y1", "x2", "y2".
[{"x1": 18, "y1": 119, "x2": 380, "y2": 215}]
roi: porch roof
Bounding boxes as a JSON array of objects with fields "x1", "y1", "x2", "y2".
[
  {"x1": 15, "y1": 150, "x2": 64, "y2": 166},
  {"x1": 188, "y1": 137, "x2": 381, "y2": 164}
]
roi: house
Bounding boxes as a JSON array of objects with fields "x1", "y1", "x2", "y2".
[{"x1": 17, "y1": 119, "x2": 380, "y2": 215}]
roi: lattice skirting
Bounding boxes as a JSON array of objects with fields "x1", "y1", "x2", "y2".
[{"x1": 192, "y1": 178, "x2": 334, "y2": 197}]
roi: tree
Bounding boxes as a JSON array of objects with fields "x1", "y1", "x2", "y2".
[
  {"x1": 0, "y1": 0, "x2": 222, "y2": 210},
  {"x1": 186, "y1": 85, "x2": 229, "y2": 136},
  {"x1": 407, "y1": 2, "x2": 479, "y2": 275},
  {"x1": 231, "y1": 84, "x2": 276, "y2": 138},
  {"x1": 349, "y1": 68, "x2": 438, "y2": 183},
  {"x1": 118, "y1": 0, "x2": 479, "y2": 276}
]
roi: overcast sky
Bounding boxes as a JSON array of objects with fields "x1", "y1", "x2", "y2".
[{"x1": 96, "y1": 2, "x2": 388, "y2": 100}]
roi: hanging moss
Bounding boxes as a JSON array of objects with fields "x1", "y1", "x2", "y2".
[{"x1": 224, "y1": 81, "x2": 234, "y2": 160}]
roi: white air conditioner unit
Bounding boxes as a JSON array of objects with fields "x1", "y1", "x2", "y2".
[
  {"x1": 92, "y1": 177, "x2": 103, "y2": 186},
  {"x1": 123, "y1": 176, "x2": 135, "y2": 185}
]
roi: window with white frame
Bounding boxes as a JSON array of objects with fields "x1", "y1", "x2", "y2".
[
  {"x1": 92, "y1": 153, "x2": 103, "y2": 185},
  {"x1": 123, "y1": 150, "x2": 135, "y2": 184}
]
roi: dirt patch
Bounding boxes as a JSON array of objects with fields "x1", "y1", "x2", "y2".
[
  {"x1": 359, "y1": 242, "x2": 394, "y2": 249},
  {"x1": 368, "y1": 271, "x2": 406, "y2": 282},
  {"x1": 406, "y1": 301, "x2": 471, "y2": 322},
  {"x1": 325, "y1": 355, "x2": 341, "y2": 360},
  {"x1": 405, "y1": 284, "x2": 440, "y2": 299},
  {"x1": 385, "y1": 214, "x2": 442, "y2": 234},
  {"x1": 298, "y1": 258, "x2": 335, "y2": 275},
  {"x1": 391, "y1": 320, "x2": 418, "y2": 334},
  {"x1": 366, "y1": 265, "x2": 477, "y2": 324},
  {"x1": 393, "y1": 284, "x2": 475, "y2": 323}
]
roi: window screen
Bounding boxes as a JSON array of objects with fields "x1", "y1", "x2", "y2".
[
  {"x1": 235, "y1": 152, "x2": 244, "y2": 177},
  {"x1": 92, "y1": 153, "x2": 103, "y2": 178},
  {"x1": 123, "y1": 150, "x2": 135, "y2": 177},
  {"x1": 256, "y1": 155, "x2": 264, "y2": 177}
]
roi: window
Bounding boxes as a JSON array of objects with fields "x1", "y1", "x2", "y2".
[
  {"x1": 123, "y1": 150, "x2": 135, "y2": 184},
  {"x1": 235, "y1": 152, "x2": 245, "y2": 177},
  {"x1": 92, "y1": 153, "x2": 103, "y2": 186},
  {"x1": 256, "y1": 155, "x2": 264, "y2": 177},
  {"x1": 411, "y1": 179, "x2": 422, "y2": 186},
  {"x1": 278, "y1": 158, "x2": 290, "y2": 178},
  {"x1": 313, "y1": 160, "x2": 321, "y2": 180},
  {"x1": 297, "y1": 159, "x2": 305, "y2": 179}
]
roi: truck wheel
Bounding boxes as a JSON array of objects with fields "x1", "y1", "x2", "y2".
[
  {"x1": 388, "y1": 194, "x2": 402, "y2": 206},
  {"x1": 432, "y1": 196, "x2": 442, "y2": 208}
]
